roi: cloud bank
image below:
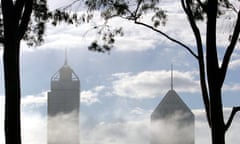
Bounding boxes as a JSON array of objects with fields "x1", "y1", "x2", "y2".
[
  {"x1": 1, "y1": 95, "x2": 240, "y2": 144},
  {"x1": 111, "y1": 70, "x2": 200, "y2": 99},
  {"x1": 21, "y1": 108, "x2": 240, "y2": 144}
]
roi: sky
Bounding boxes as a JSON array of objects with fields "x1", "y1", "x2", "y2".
[{"x1": 0, "y1": 0, "x2": 240, "y2": 144}]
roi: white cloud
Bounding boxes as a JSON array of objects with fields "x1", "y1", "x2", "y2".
[
  {"x1": 94, "y1": 85, "x2": 105, "y2": 92},
  {"x1": 81, "y1": 90, "x2": 100, "y2": 105},
  {"x1": 48, "y1": 0, "x2": 80, "y2": 10},
  {"x1": 21, "y1": 86, "x2": 102, "y2": 108},
  {"x1": 223, "y1": 83, "x2": 240, "y2": 91},
  {"x1": 130, "y1": 107, "x2": 146, "y2": 115},
  {"x1": 110, "y1": 70, "x2": 240, "y2": 99},
  {"x1": 111, "y1": 70, "x2": 200, "y2": 99},
  {"x1": 27, "y1": 23, "x2": 92, "y2": 52},
  {"x1": 229, "y1": 58, "x2": 240, "y2": 69},
  {"x1": 80, "y1": 85, "x2": 104, "y2": 105},
  {"x1": 22, "y1": 91, "x2": 48, "y2": 108}
]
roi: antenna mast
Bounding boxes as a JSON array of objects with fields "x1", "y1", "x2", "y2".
[
  {"x1": 171, "y1": 64, "x2": 173, "y2": 90},
  {"x1": 65, "y1": 48, "x2": 68, "y2": 65}
]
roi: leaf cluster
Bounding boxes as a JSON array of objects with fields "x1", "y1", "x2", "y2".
[
  {"x1": 48, "y1": 10, "x2": 93, "y2": 26},
  {"x1": 23, "y1": 0, "x2": 48, "y2": 46},
  {"x1": 85, "y1": 0, "x2": 167, "y2": 53},
  {"x1": 88, "y1": 26, "x2": 123, "y2": 53}
]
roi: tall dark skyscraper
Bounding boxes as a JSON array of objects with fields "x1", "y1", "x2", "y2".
[
  {"x1": 151, "y1": 68, "x2": 194, "y2": 144},
  {"x1": 47, "y1": 52, "x2": 80, "y2": 144}
]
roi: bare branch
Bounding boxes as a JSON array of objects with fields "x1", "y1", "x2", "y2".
[
  {"x1": 225, "y1": 106, "x2": 240, "y2": 131},
  {"x1": 181, "y1": 0, "x2": 211, "y2": 127},
  {"x1": 60, "y1": 0, "x2": 81, "y2": 10},
  {"x1": 134, "y1": 20, "x2": 198, "y2": 59},
  {"x1": 220, "y1": 11, "x2": 240, "y2": 86},
  {"x1": 133, "y1": 0, "x2": 143, "y2": 18}
]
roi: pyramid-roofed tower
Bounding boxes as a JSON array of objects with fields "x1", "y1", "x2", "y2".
[
  {"x1": 47, "y1": 50, "x2": 80, "y2": 144},
  {"x1": 150, "y1": 68, "x2": 194, "y2": 144},
  {"x1": 151, "y1": 89, "x2": 194, "y2": 123}
]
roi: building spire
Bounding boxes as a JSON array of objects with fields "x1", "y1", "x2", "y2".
[
  {"x1": 171, "y1": 64, "x2": 173, "y2": 90},
  {"x1": 64, "y1": 48, "x2": 68, "y2": 65}
]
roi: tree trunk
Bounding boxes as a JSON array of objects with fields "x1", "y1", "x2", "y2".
[
  {"x1": 4, "y1": 39, "x2": 21, "y2": 144},
  {"x1": 209, "y1": 87, "x2": 225, "y2": 144},
  {"x1": 212, "y1": 129, "x2": 225, "y2": 144}
]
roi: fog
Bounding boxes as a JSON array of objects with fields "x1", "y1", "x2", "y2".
[
  {"x1": 20, "y1": 108, "x2": 239, "y2": 144},
  {"x1": 47, "y1": 112, "x2": 79, "y2": 144}
]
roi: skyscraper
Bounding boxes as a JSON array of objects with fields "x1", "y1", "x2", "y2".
[
  {"x1": 47, "y1": 52, "x2": 80, "y2": 144},
  {"x1": 151, "y1": 69, "x2": 194, "y2": 144}
]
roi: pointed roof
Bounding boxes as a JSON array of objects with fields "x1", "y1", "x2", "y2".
[
  {"x1": 151, "y1": 89, "x2": 193, "y2": 120},
  {"x1": 51, "y1": 50, "x2": 79, "y2": 82}
]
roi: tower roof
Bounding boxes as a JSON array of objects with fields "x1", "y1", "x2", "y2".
[
  {"x1": 51, "y1": 50, "x2": 79, "y2": 82},
  {"x1": 151, "y1": 89, "x2": 193, "y2": 120}
]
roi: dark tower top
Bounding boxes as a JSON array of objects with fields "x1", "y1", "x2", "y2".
[
  {"x1": 50, "y1": 62, "x2": 80, "y2": 91},
  {"x1": 151, "y1": 89, "x2": 194, "y2": 123}
]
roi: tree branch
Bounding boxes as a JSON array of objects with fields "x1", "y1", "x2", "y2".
[
  {"x1": 225, "y1": 106, "x2": 240, "y2": 131},
  {"x1": 134, "y1": 20, "x2": 198, "y2": 59},
  {"x1": 60, "y1": 0, "x2": 81, "y2": 10},
  {"x1": 181, "y1": 0, "x2": 211, "y2": 127},
  {"x1": 133, "y1": 0, "x2": 143, "y2": 18},
  {"x1": 16, "y1": 0, "x2": 33, "y2": 41},
  {"x1": 220, "y1": 11, "x2": 240, "y2": 86}
]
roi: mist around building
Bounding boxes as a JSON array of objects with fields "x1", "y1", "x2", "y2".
[
  {"x1": 0, "y1": 49, "x2": 238, "y2": 144},
  {"x1": 42, "y1": 52, "x2": 235, "y2": 144}
]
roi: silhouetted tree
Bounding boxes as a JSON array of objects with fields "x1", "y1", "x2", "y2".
[
  {"x1": 0, "y1": 1, "x2": 48, "y2": 143},
  {"x1": 0, "y1": 0, "x2": 84, "y2": 143},
  {"x1": 82, "y1": 0, "x2": 240, "y2": 144}
]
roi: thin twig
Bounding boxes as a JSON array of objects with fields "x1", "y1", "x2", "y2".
[{"x1": 135, "y1": 20, "x2": 199, "y2": 59}]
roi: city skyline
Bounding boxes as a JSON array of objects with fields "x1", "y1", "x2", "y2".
[{"x1": 0, "y1": 0, "x2": 240, "y2": 143}]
